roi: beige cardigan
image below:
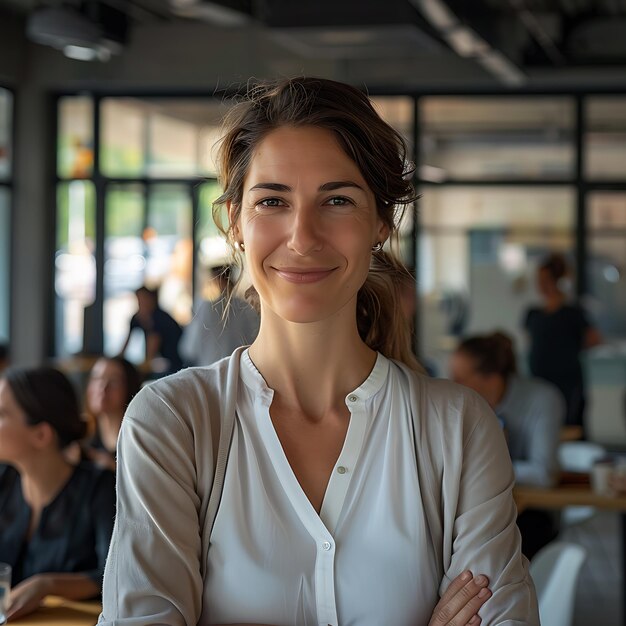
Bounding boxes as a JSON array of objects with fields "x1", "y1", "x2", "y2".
[{"x1": 99, "y1": 348, "x2": 539, "y2": 625}]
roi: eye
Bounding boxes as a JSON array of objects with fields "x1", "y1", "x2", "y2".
[
  {"x1": 326, "y1": 196, "x2": 353, "y2": 207},
  {"x1": 257, "y1": 197, "x2": 285, "y2": 208}
]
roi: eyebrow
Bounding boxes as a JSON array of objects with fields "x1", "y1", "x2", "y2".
[{"x1": 248, "y1": 181, "x2": 365, "y2": 193}]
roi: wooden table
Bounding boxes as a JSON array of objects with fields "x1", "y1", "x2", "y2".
[
  {"x1": 514, "y1": 480, "x2": 626, "y2": 625},
  {"x1": 11, "y1": 596, "x2": 101, "y2": 625}
]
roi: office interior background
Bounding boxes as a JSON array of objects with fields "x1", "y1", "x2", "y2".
[
  {"x1": 1, "y1": 0, "x2": 626, "y2": 443},
  {"x1": 2, "y1": 1, "x2": 626, "y2": 624}
]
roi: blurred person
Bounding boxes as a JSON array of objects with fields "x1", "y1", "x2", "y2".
[
  {"x1": 450, "y1": 331, "x2": 564, "y2": 558},
  {"x1": 524, "y1": 253, "x2": 602, "y2": 435},
  {"x1": 180, "y1": 265, "x2": 259, "y2": 366},
  {"x1": 0, "y1": 366, "x2": 115, "y2": 620},
  {"x1": 99, "y1": 77, "x2": 538, "y2": 626},
  {"x1": 81, "y1": 357, "x2": 142, "y2": 470},
  {"x1": 119, "y1": 285, "x2": 183, "y2": 375}
]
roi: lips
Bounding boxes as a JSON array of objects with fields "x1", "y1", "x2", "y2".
[{"x1": 274, "y1": 267, "x2": 337, "y2": 284}]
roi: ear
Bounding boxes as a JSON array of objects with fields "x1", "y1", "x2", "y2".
[
  {"x1": 30, "y1": 421, "x2": 58, "y2": 450},
  {"x1": 376, "y1": 220, "x2": 391, "y2": 246},
  {"x1": 227, "y1": 200, "x2": 241, "y2": 242}
]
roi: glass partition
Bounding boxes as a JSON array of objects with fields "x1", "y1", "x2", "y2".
[
  {"x1": 421, "y1": 97, "x2": 575, "y2": 181},
  {"x1": 585, "y1": 97, "x2": 626, "y2": 180},
  {"x1": 418, "y1": 185, "x2": 575, "y2": 374}
]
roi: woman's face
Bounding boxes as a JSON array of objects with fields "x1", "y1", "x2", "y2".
[
  {"x1": 233, "y1": 125, "x2": 389, "y2": 324},
  {"x1": 0, "y1": 380, "x2": 37, "y2": 462},
  {"x1": 449, "y1": 352, "x2": 492, "y2": 399},
  {"x1": 87, "y1": 359, "x2": 127, "y2": 416},
  {"x1": 536, "y1": 267, "x2": 557, "y2": 297}
]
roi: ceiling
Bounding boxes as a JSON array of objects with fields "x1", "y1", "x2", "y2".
[{"x1": 1, "y1": 0, "x2": 626, "y2": 89}]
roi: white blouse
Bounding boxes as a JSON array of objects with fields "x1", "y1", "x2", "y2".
[
  {"x1": 206, "y1": 350, "x2": 437, "y2": 626},
  {"x1": 99, "y1": 348, "x2": 539, "y2": 626}
]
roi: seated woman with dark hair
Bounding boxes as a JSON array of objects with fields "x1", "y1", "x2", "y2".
[
  {"x1": 82, "y1": 356, "x2": 142, "y2": 471},
  {"x1": 0, "y1": 367, "x2": 115, "y2": 620}
]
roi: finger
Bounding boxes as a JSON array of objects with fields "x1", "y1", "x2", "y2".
[
  {"x1": 466, "y1": 616, "x2": 482, "y2": 626},
  {"x1": 431, "y1": 575, "x2": 490, "y2": 626},
  {"x1": 451, "y1": 586, "x2": 491, "y2": 626},
  {"x1": 439, "y1": 570, "x2": 473, "y2": 605}
]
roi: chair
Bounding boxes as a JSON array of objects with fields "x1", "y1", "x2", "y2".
[
  {"x1": 558, "y1": 441, "x2": 607, "y2": 525},
  {"x1": 530, "y1": 541, "x2": 586, "y2": 626}
]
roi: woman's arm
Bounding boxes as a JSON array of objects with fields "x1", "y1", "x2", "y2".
[
  {"x1": 7, "y1": 573, "x2": 99, "y2": 620},
  {"x1": 443, "y1": 391, "x2": 540, "y2": 625},
  {"x1": 98, "y1": 385, "x2": 205, "y2": 626}
]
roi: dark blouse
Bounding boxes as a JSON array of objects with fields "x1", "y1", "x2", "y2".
[{"x1": 0, "y1": 462, "x2": 115, "y2": 588}]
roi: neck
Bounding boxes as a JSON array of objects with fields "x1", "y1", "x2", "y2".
[
  {"x1": 248, "y1": 299, "x2": 377, "y2": 420},
  {"x1": 485, "y1": 376, "x2": 508, "y2": 409},
  {"x1": 98, "y1": 412, "x2": 124, "y2": 452},
  {"x1": 16, "y1": 451, "x2": 74, "y2": 511},
  {"x1": 544, "y1": 291, "x2": 565, "y2": 311}
]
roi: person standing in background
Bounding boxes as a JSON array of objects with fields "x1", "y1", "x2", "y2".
[
  {"x1": 180, "y1": 265, "x2": 259, "y2": 366},
  {"x1": 119, "y1": 286, "x2": 183, "y2": 375},
  {"x1": 524, "y1": 253, "x2": 602, "y2": 436}
]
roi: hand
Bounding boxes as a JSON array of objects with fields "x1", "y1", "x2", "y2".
[
  {"x1": 428, "y1": 571, "x2": 492, "y2": 626},
  {"x1": 7, "y1": 574, "x2": 52, "y2": 621},
  {"x1": 84, "y1": 447, "x2": 117, "y2": 471}
]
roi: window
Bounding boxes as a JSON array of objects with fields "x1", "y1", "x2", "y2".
[
  {"x1": 421, "y1": 97, "x2": 575, "y2": 181},
  {"x1": 586, "y1": 97, "x2": 626, "y2": 180},
  {"x1": 55, "y1": 95, "x2": 229, "y2": 358},
  {"x1": 587, "y1": 193, "x2": 626, "y2": 339},
  {"x1": 418, "y1": 186, "x2": 575, "y2": 374}
]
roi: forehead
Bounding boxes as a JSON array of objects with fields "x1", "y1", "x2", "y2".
[
  {"x1": 0, "y1": 379, "x2": 19, "y2": 410},
  {"x1": 91, "y1": 359, "x2": 124, "y2": 378},
  {"x1": 244, "y1": 126, "x2": 367, "y2": 187}
]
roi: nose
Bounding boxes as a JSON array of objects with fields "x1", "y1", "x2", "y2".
[{"x1": 287, "y1": 206, "x2": 323, "y2": 256}]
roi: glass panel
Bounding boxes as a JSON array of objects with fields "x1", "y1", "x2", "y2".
[
  {"x1": 588, "y1": 193, "x2": 626, "y2": 339},
  {"x1": 146, "y1": 184, "x2": 193, "y2": 324},
  {"x1": 101, "y1": 99, "x2": 146, "y2": 177},
  {"x1": 0, "y1": 187, "x2": 10, "y2": 342},
  {"x1": 103, "y1": 184, "x2": 145, "y2": 358},
  {"x1": 0, "y1": 89, "x2": 12, "y2": 181},
  {"x1": 586, "y1": 97, "x2": 626, "y2": 180},
  {"x1": 54, "y1": 181, "x2": 96, "y2": 356},
  {"x1": 57, "y1": 97, "x2": 93, "y2": 179},
  {"x1": 421, "y1": 97, "x2": 575, "y2": 181},
  {"x1": 418, "y1": 186, "x2": 575, "y2": 374},
  {"x1": 371, "y1": 96, "x2": 414, "y2": 154},
  {"x1": 195, "y1": 181, "x2": 230, "y2": 297},
  {"x1": 101, "y1": 98, "x2": 227, "y2": 178}
]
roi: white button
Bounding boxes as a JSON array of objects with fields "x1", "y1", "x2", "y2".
[
  {"x1": 348, "y1": 394, "x2": 358, "y2": 403},
  {"x1": 337, "y1": 466, "x2": 347, "y2": 474},
  {"x1": 321, "y1": 541, "x2": 332, "y2": 551}
]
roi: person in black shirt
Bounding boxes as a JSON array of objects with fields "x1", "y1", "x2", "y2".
[
  {"x1": 119, "y1": 286, "x2": 183, "y2": 375},
  {"x1": 0, "y1": 366, "x2": 115, "y2": 620},
  {"x1": 524, "y1": 253, "x2": 602, "y2": 433}
]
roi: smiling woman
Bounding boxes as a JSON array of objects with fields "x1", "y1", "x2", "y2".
[{"x1": 99, "y1": 77, "x2": 539, "y2": 626}]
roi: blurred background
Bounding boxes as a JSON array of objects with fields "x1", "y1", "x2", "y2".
[{"x1": 2, "y1": 1, "x2": 626, "y2": 623}]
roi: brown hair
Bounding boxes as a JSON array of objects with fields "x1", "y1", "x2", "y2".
[
  {"x1": 539, "y1": 253, "x2": 568, "y2": 283},
  {"x1": 212, "y1": 76, "x2": 422, "y2": 371},
  {"x1": 456, "y1": 332, "x2": 517, "y2": 379},
  {"x1": 2, "y1": 366, "x2": 87, "y2": 448}
]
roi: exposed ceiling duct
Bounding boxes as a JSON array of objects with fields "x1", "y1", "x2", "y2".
[{"x1": 410, "y1": 0, "x2": 527, "y2": 85}]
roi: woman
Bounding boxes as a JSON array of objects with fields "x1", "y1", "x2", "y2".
[
  {"x1": 0, "y1": 366, "x2": 115, "y2": 620},
  {"x1": 99, "y1": 77, "x2": 538, "y2": 626},
  {"x1": 82, "y1": 356, "x2": 142, "y2": 470},
  {"x1": 449, "y1": 332, "x2": 564, "y2": 558},
  {"x1": 524, "y1": 253, "x2": 602, "y2": 432}
]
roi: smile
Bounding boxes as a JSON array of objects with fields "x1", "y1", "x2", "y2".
[{"x1": 274, "y1": 267, "x2": 337, "y2": 284}]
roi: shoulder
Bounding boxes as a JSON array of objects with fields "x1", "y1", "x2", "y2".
[
  {"x1": 73, "y1": 462, "x2": 115, "y2": 491},
  {"x1": 389, "y1": 361, "x2": 495, "y2": 441},
  {"x1": 126, "y1": 353, "x2": 236, "y2": 432},
  {"x1": 0, "y1": 463, "x2": 18, "y2": 488}
]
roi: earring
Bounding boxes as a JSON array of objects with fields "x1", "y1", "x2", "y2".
[
  {"x1": 236, "y1": 241, "x2": 246, "y2": 252},
  {"x1": 372, "y1": 242, "x2": 383, "y2": 252}
]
